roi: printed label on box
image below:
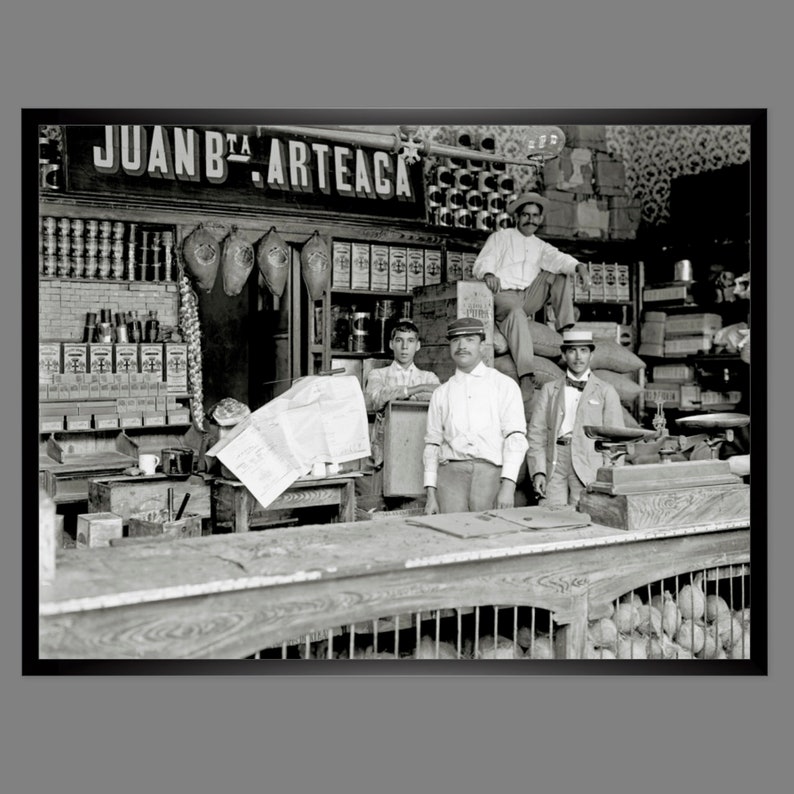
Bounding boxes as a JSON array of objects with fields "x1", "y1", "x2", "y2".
[
  {"x1": 94, "y1": 416, "x2": 120, "y2": 430},
  {"x1": 139, "y1": 344, "x2": 164, "y2": 378},
  {"x1": 88, "y1": 343, "x2": 114, "y2": 375},
  {"x1": 331, "y1": 241, "x2": 351, "y2": 289},
  {"x1": 370, "y1": 244, "x2": 390, "y2": 291},
  {"x1": 603, "y1": 263, "x2": 618, "y2": 301},
  {"x1": 164, "y1": 344, "x2": 188, "y2": 393},
  {"x1": 424, "y1": 249, "x2": 442, "y2": 286},
  {"x1": 66, "y1": 416, "x2": 92, "y2": 431},
  {"x1": 39, "y1": 343, "x2": 62, "y2": 383},
  {"x1": 119, "y1": 415, "x2": 143, "y2": 428},
  {"x1": 461, "y1": 253, "x2": 477, "y2": 280},
  {"x1": 588, "y1": 263, "x2": 605, "y2": 301},
  {"x1": 388, "y1": 247, "x2": 407, "y2": 292},
  {"x1": 574, "y1": 268, "x2": 590, "y2": 302},
  {"x1": 62, "y1": 344, "x2": 88, "y2": 375},
  {"x1": 446, "y1": 251, "x2": 463, "y2": 282},
  {"x1": 350, "y1": 242, "x2": 371, "y2": 289},
  {"x1": 406, "y1": 248, "x2": 425, "y2": 289},
  {"x1": 617, "y1": 264, "x2": 630, "y2": 302},
  {"x1": 114, "y1": 344, "x2": 139, "y2": 374}
]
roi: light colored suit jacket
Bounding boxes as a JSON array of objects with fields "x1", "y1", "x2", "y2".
[{"x1": 527, "y1": 374, "x2": 624, "y2": 486}]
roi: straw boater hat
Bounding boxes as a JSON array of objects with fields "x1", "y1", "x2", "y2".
[
  {"x1": 506, "y1": 191, "x2": 549, "y2": 216},
  {"x1": 560, "y1": 328, "x2": 596, "y2": 350},
  {"x1": 447, "y1": 317, "x2": 486, "y2": 340}
]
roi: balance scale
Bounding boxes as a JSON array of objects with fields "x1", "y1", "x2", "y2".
[{"x1": 577, "y1": 411, "x2": 751, "y2": 532}]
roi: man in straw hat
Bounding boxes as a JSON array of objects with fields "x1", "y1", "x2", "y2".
[
  {"x1": 423, "y1": 317, "x2": 528, "y2": 515},
  {"x1": 473, "y1": 192, "x2": 591, "y2": 402},
  {"x1": 527, "y1": 328, "x2": 623, "y2": 508}
]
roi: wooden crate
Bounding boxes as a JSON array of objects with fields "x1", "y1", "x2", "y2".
[
  {"x1": 76, "y1": 512, "x2": 123, "y2": 548},
  {"x1": 128, "y1": 512, "x2": 203, "y2": 540},
  {"x1": 413, "y1": 281, "x2": 494, "y2": 381},
  {"x1": 88, "y1": 474, "x2": 212, "y2": 528},
  {"x1": 383, "y1": 401, "x2": 429, "y2": 498}
]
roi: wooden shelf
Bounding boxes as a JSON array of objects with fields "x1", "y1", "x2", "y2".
[
  {"x1": 40, "y1": 394, "x2": 190, "y2": 403},
  {"x1": 329, "y1": 289, "x2": 414, "y2": 298}
]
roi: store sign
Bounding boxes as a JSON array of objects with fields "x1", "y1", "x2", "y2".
[{"x1": 64, "y1": 125, "x2": 426, "y2": 219}]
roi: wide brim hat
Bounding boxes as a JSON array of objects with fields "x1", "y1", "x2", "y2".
[
  {"x1": 560, "y1": 328, "x2": 596, "y2": 350},
  {"x1": 447, "y1": 317, "x2": 486, "y2": 339},
  {"x1": 506, "y1": 191, "x2": 549, "y2": 216}
]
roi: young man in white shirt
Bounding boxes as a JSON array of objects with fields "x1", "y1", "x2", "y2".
[
  {"x1": 364, "y1": 320, "x2": 440, "y2": 471},
  {"x1": 473, "y1": 192, "x2": 591, "y2": 401},
  {"x1": 527, "y1": 329, "x2": 624, "y2": 507},
  {"x1": 423, "y1": 317, "x2": 528, "y2": 515}
]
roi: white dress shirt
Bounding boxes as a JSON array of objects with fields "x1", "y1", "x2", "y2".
[
  {"x1": 472, "y1": 228, "x2": 578, "y2": 290},
  {"x1": 423, "y1": 361, "x2": 528, "y2": 487},
  {"x1": 559, "y1": 368, "x2": 592, "y2": 437},
  {"x1": 364, "y1": 361, "x2": 440, "y2": 412}
]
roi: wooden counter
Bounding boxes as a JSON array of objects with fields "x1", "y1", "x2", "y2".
[{"x1": 38, "y1": 512, "x2": 750, "y2": 660}]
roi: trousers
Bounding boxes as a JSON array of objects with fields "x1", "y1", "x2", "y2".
[
  {"x1": 436, "y1": 459, "x2": 502, "y2": 514},
  {"x1": 493, "y1": 270, "x2": 576, "y2": 377},
  {"x1": 542, "y1": 443, "x2": 585, "y2": 508}
]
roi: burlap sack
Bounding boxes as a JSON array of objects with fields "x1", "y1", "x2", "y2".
[
  {"x1": 622, "y1": 406, "x2": 641, "y2": 428},
  {"x1": 593, "y1": 369, "x2": 643, "y2": 406},
  {"x1": 589, "y1": 340, "x2": 645, "y2": 373},
  {"x1": 493, "y1": 320, "x2": 563, "y2": 358},
  {"x1": 494, "y1": 352, "x2": 566, "y2": 386}
]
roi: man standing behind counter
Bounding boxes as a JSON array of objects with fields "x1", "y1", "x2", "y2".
[
  {"x1": 527, "y1": 329, "x2": 623, "y2": 508},
  {"x1": 473, "y1": 192, "x2": 592, "y2": 401},
  {"x1": 364, "y1": 320, "x2": 440, "y2": 472},
  {"x1": 423, "y1": 317, "x2": 528, "y2": 515}
]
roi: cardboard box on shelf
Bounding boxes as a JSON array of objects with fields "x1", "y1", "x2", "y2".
[
  {"x1": 61, "y1": 343, "x2": 87, "y2": 375},
  {"x1": 370, "y1": 244, "x2": 390, "y2": 291},
  {"x1": 643, "y1": 383, "x2": 681, "y2": 407},
  {"x1": 603, "y1": 263, "x2": 618, "y2": 301},
  {"x1": 405, "y1": 247, "x2": 425, "y2": 290},
  {"x1": 617, "y1": 263, "x2": 631, "y2": 301},
  {"x1": 388, "y1": 246, "x2": 407, "y2": 292},
  {"x1": 461, "y1": 252, "x2": 477, "y2": 281},
  {"x1": 114, "y1": 343, "x2": 139, "y2": 374},
  {"x1": 350, "y1": 242, "x2": 371, "y2": 290},
  {"x1": 39, "y1": 343, "x2": 62, "y2": 383},
  {"x1": 331, "y1": 241, "x2": 351, "y2": 289},
  {"x1": 164, "y1": 343, "x2": 188, "y2": 393},
  {"x1": 445, "y1": 251, "x2": 463, "y2": 282},
  {"x1": 588, "y1": 263, "x2": 605, "y2": 301},
  {"x1": 423, "y1": 249, "x2": 442, "y2": 286},
  {"x1": 664, "y1": 313, "x2": 723, "y2": 337},
  {"x1": 87, "y1": 343, "x2": 114, "y2": 375},
  {"x1": 664, "y1": 336, "x2": 713, "y2": 356}
]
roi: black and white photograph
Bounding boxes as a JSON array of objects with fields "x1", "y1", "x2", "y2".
[{"x1": 25, "y1": 110, "x2": 765, "y2": 671}]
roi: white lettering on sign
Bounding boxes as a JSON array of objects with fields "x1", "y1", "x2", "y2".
[{"x1": 91, "y1": 125, "x2": 416, "y2": 202}]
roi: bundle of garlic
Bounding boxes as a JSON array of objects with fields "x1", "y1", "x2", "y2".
[{"x1": 178, "y1": 269, "x2": 206, "y2": 430}]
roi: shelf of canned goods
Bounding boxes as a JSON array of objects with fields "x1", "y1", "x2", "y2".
[{"x1": 39, "y1": 513, "x2": 750, "y2": 662}]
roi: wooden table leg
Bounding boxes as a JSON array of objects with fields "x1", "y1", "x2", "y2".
[
  {"x1": 234, "y1": 486, "x2": 251, "y2": 533},
  {"x1": 339, "y1": 478, "x2": 355, "y2": 523}
]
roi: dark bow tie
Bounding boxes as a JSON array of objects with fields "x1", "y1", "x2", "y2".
[{"x1": 565, "y1": 376, "x2": 587, "y2": 391}]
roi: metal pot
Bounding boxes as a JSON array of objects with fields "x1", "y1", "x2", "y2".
[{"x1": 161, "y1": 447, "x2": 195, "y2": 479}]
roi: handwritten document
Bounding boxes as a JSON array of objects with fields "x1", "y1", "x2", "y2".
[{"x1": 208, "y1": 376, "x2": 370, "y2": 509}]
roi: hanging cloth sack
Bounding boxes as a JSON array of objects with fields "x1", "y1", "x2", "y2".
[
  {"x1": 182, "y1": 223, "x2": 221, "y2": 293},
  {"x1": 221, "y1": 226, "x2": 255, "y2": 297},
  {"x1": 300, "y1": 231, "x2": 330, "y2": 301},
  {"x1": 256, "y1": 226, "x2": 290, "y2": 298}
]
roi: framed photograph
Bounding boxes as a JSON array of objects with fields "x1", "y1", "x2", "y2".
[{"x1": 24, "y1": 109, "x2": 766, "y2": 675}]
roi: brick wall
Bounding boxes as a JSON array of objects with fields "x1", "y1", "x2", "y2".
[{"x1": 39, "y1": 280, "x2": 179, "y2": 341}]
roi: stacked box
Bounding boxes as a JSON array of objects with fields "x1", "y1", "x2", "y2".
[
  {"x1": 664, "y1": 313, "x2": 723, "y2": 338},
  {"x1": 461, "y1": 252, "x2": 477, "y2": 280},
  {"x1": 574, "y1": 266, "x2": 590, "y2": 301},
  {"x1": 588, "y1": 263, "x2": 605, "y2": 301},
  {"x1": 573, "y1": 322, "x2": 622, "y2": 343},
  {"x1": 114, "y1": 343, "x2": 139, "y2": 374},
  {"x1": 412, "y1": 281, "x2": 494, "y2": 382},
  {"x1": 644, "y1": 383, "x2": 681, "y2": 407},
  {"x1": 405, "y1": 247, "x2": 425, "y2": 290},
  {"x1": 164, "y1": 343, "x2": 188, "y2": 393},
  {"x1": 423, "y1": 249, "x2": 442, "y2": 286},
  {"x1": 350, "y1": 242, "x2": 370, "y2": 290},
  {"x1": 664, "y1": 336, "x2": 713, "y2": 356},
  {"x1": 593, "y1": 152, "x2": 627, "y2": 196},
  {"x1": 139, "y1": 344, "x2": 164, "y2": 378},
  {"x1": 542, "y1": 190, "x2": 577, "y2": 237},
  {"x1": 680, "y1": 384, "x2": 702, "y2": 409},
  {"x1": 617, "y1": 263, "x2": 631, "y2": 302},
  {"x1": 66, "y1": 416, "x2": 92, "y2": 431},
  {"x1": 542, "y1": 147, "x2": 595, "y2": 194},
  {"x1": 608, "y1": 196, "x2": 642, "y2": 240},
  {"x1": 88, "y1": 343, "x2": 114, "y2": 375},
  {"x1": 559, "y1": 125, "x2": 608, "y2": 151},
  {"x1": 61, "y1": 343, "x2": 87, "y2": 375},
  {"x1": 574, "y1": 197, "x2": 609, "y2": 239},
  {"x1": 653, "y1": 364, "x2": 696, "y2": 383},
  {"x1": 643, "y1": 283, "x2": 694, "y2": 306},
  {"x1": 446, "y1": 251, "x2": 463, "y2": 282},
  {"x1": 39, "y1": 343, "x2": 62, "y2": 384},
  {"x1": 388, "y1": 246, "x2": 407, "y2": 292},
  {"x1": 331, "y1": 241, "x2": 351, "y2": 289},
  {"x1": 603, "y1": 263, "x2": 618, "y2": 301},
  {"x1": 370, "y1": 244, "x2": 390, "y2": 290}
]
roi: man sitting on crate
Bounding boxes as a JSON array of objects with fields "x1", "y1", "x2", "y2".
[
  {"x1": 363, "y1": 320, "x2": 440, "y2": 480},
  {"x1": 527, "y1": 329, "x2": 623, "y2": 508},
  {"x1": 473, "y1": 192, "x2": 592, "y2": 403},
  {"x1": 423, "y1": 317, "x2": 528, "y2": 515}
]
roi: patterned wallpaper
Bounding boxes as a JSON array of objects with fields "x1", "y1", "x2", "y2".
[{"x1": 418, "y1": 123, "x2": 751, "y2": 227}]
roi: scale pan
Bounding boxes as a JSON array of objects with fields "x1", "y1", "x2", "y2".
[
  {"x1": 675, "y1": 412, "x2": 750, "y2": 431},
  {"x1": 583, "y1": 425, "x2": 658, "y2": 442}
]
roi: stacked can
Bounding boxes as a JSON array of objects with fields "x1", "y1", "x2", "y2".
[{"x1": 41, "y1": 217, "x2": 57, "y2": 275}]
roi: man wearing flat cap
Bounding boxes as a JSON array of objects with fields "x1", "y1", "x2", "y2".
[
  {"x1": 423, "y1": 317, "x2": 528, "y2": 515},
  {"x1": 527, "y1": 328, "x2": 623, "y2": 508},
  {"x1": 473, "y1": 192, "x2": 591, "y2": 401}
]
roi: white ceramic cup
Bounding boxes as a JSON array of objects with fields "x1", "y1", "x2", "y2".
[{"x1": 139, "y1": 454, "x2": 160, "y2": 476}]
